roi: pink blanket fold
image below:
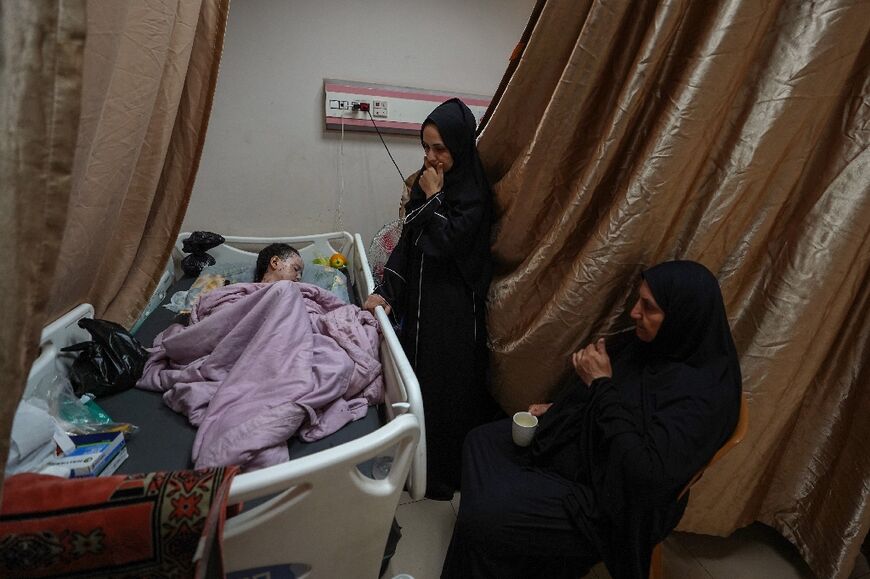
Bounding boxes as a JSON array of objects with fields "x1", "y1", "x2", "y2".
[{"x1": 136, "y1": 281, "x2": 384, "y2": 471}]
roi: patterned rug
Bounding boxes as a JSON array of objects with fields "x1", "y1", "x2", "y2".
[{"x1": 0, "y1": 467, "x2": 238, "y2": 578}]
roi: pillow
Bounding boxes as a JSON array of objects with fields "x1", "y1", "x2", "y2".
[
  {"x1": 200, "y1": 261, "x2": 256, "y2": 284},
  {"x1": 164, "y1": 259, "x2": 351, "y2": 314}
]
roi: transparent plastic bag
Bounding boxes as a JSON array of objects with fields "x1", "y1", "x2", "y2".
[
  {"x1": 25, "y1": 375, "x2": 138, "y2": 436},
  {"x1": 163, "y1": 272, "x2": 228, "y2": 314},
  {"x1": 164, "y1": 289, "x2": 194, "y2": 314}
]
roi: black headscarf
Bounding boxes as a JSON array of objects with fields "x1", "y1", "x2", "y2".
[
  {"x1": 404, "y1": 98, "x2": 493, "y2": 294},
  {"x1": 642, "y1": 260, "x2": 740, "y2": 370},
  {"x1": 407, "y1": 98, "x2": 492, "y2": 210},
  {"x1": 625, "y1": 260, "x2": 743, "y2": 494}
]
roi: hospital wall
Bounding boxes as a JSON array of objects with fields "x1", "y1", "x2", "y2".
[{"x1": 182, "y1": 0, "x2": 534, "y2": 247}]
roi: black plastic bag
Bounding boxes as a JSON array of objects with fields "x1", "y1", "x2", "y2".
[
  {"x1": 181, "y1": 231, "x2": 225, "y2": 277},
  {"x1": 60, "y1": 318, "x2": 148, "y2": 398}
]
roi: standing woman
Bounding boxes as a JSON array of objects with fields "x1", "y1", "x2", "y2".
[{"x1": 364, "y1": 98, "x2": 494, "y2": 500}]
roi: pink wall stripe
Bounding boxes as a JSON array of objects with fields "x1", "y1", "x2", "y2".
[
  {"x1": 325, "y1": 83, "x2": 490, "y2": 108},
  {"x1": 325, "y1": 116, "x2": 421, "y2": 131}
]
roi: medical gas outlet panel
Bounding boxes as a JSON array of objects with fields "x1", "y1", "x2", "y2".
[{"x1": 324, "y1": 79, "x2": 490, "y2": 136}]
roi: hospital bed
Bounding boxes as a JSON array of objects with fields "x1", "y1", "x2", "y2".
[{"x1": 25, "y1": 231, "x2": 426, "y2": 578}]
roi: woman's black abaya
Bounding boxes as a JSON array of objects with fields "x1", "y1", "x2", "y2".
[
  {"x1": 374, "y1": 98, "x2": 494, "y2": 498},
  {"x1": 442, "y1": 261, "x2": 743, "y2": 578}
]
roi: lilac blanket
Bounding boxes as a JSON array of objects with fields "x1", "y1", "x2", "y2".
[{"x1": 136, "y1": 281, "x2": 384, "y2": 471}]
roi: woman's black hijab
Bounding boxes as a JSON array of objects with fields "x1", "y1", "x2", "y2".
[
  {"x1": 642, "y1": 260, "x2": 740, "y2": 373},
  {"x1": 637, "y1": 260, "x2": 743, "y2": 482},
  {"x1": 416, "y1": 98, "x2": 489, "y2": 196},
  {"x1": 404, "y1": 98, "x2": 493, "y2": 294}
]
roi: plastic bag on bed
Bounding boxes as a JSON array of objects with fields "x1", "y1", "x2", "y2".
[
  {"x1": 25, "y1": 375, "x2": 138, "y2": 436},
  {"x1": 180, "y1": 230, "x2": 225, "y2": 277},
  {"x1": 60, "y1": 318, "x2": 148, "y2": 398},
  {"x1": 163, "y1": 261, "x2": 256, "y2": 314}
]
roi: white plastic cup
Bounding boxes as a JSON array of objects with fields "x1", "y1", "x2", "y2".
[{"x1": 512, "y1": 411, "x2": 538, "y2": 447}]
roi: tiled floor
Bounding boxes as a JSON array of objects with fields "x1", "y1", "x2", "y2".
[{"x1": 384, "y1": 492, "x2": 870, "y2": 579}]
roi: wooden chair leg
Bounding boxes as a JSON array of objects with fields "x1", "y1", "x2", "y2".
[{"x1": 649, "y1": 542, "x2": 663, "y2": 579}]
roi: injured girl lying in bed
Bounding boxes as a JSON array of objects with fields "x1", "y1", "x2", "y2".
[{"x1": 136, "y1": 244, "x2": 384, "y2": 472}]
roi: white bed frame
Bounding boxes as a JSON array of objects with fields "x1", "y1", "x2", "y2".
[{"x1": 26, "y1": 231, "x2": 427, "y2": 579}]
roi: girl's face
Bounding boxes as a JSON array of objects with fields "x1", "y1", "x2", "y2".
[
  {"x1": 422, "y1": 123, "x2": 454, "y2": 173},
  {"x1": 266, "y1": 254, "x2": 304, "y2": 283},
  {"x1": 630, "y1": 280, "x2": 665, "y2": 342}
]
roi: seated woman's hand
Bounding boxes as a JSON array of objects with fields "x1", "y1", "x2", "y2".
[
  {"x1": 528, "y1": 403, "x2": 553, "y2": 417},
  {"x1": 572, "y1": 338, "x2": 612, "y2": 386},
  {"x1": 363, "y1": 294, "x2": 392, "y2": 316}
]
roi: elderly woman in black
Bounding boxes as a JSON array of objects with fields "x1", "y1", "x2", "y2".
[
  {"x1": 441, "y1": 261, "x2": 742, "y2": 579},
  {"x1": 363, "y1": 98, "x2": 495, "y2": 500}
]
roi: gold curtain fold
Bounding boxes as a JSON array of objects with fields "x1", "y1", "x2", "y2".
[
  {"x1": 0, "y1": 0, "x2": 86, "y2": 499},
  {"x1": 479, "y1": 1, "x2": 870, "y2": 578},
  {"x1": 47, "y1": 0, "x2": 230, "y2": 328}
]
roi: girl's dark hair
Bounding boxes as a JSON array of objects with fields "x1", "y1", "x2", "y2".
[{"x1": 254, "y1": 243, "x2": 300, "y2": 282}]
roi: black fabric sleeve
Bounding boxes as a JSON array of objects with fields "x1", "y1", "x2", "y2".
[
  {"x1": 591, "y1": 369, "x2": 724, "y2": 495},
  {"x1": 591, "y1": 379, "x2": 667, "y2": 490},
  {"x1": 402, "y1": 192, "x2": 445, "y2": 229},
  {"x1": 413, "y1": 186, "x2": 486, "y2": 259}
]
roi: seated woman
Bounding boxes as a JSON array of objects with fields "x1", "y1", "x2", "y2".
[
  {"x1": 254, "y1": 243, "x2": 304, "y2": 283},
  {"x1": 441, "y1": 260, "x2": 742, "y2": 579}
]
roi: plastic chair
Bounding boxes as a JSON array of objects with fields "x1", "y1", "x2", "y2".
[{"x1": 648, "y1": 394, "x2": 750, "y2": 579}]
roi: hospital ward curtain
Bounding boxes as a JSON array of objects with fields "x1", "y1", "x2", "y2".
[
  {"x1": 478, "y1": 1, "x2": 870, "y2": 578},
  {"x1": 46, "y1": 0, "x2": 230, "y2": 328},
  {"x1": 0, "y1": 0, "x2": 87, "y2": 501},
  {"x1": 0, "y1": 0, "x2": 229, "y2": 496}
]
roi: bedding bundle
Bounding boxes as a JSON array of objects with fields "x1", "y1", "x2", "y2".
[
  {"x1": 0, "y1": 467, "x2": 238, "y2": 578},
  {"x1": 136, "y1": 280, "x2": 384, "y2": 471}
]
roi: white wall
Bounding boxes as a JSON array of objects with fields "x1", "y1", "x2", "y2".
[{"x1": 183, "y1": 0, "x2": 534, "y2": 248}]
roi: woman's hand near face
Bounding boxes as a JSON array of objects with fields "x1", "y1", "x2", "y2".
[
  {"x1": 572, "y1": 338, "x2": 612, "y2": 386},
  {"x1": 528, "y1": 403, "x2": 553, "y2": 417},
  {"x1": 363, "y1": 294, "x2": 391, "y2": 316},
  {"x1": 419, "y1": 157, "x2": 444, "y2": 198}
]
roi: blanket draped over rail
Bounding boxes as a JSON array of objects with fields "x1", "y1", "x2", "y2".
[{"x1": 137, "y1": 281, "x2": 384, "y2": 470}]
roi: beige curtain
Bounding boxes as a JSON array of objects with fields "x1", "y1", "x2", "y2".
[
  {"x1": 0, "y1": 0, "x2": 87, "y2": 499},
  {"x1": 47, "y1": 0, "x2": 230, "y2": 328},
  {"x1": 479, "y1": 1, "x2": 870, "y2": 578},
  {"x1": 1, "y1": 0, "x2": 229, "y2": 499}
]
